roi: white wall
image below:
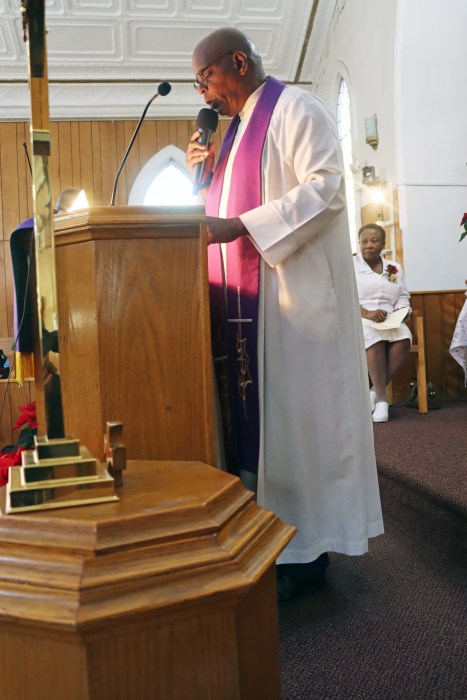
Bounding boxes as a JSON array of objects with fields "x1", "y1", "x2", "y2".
[
  {"x1": 395, "y1": 0, "x2": 467, "y2": 290},
  {"x1": 314, "y1": 0, "x2": 398, "y2": 185},
  {"x1": 313, "y1": 0, "x2": 467, "y2": 291}
]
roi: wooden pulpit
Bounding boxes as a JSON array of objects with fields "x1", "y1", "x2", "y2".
[
  {"x1": 0, "y1": 205, "x2": 296, "y2": 699},
  {"x1": 53, "y1": 206, "x2": 215, "y2": 463}
]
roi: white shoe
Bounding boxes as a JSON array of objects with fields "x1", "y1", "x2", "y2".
[
  {"x1": 369, "y1": 389, "x2": 376, "y2": 412},
  {"x1": 373, "y1": 401, "x2": 389, "y2": 423}
]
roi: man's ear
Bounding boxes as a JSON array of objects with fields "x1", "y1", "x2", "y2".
[{"x1": 232, "y1": 51, "x2": 247, "y2": 73}]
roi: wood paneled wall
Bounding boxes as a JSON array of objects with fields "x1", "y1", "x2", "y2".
[
  {"x1": 0, "y1": 118, "x2": 465, "y2": 445},
  {"x1": 391, "y1": 290, "x2": 467, "y2": 403}
]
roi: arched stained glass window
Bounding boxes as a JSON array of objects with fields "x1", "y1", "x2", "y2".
[
  {"x1": 336, "y1": 78, "x2": 357, "y2": 253},
  {"x1": 129, "y1": 145, "x2": 198, "y2": 206}
]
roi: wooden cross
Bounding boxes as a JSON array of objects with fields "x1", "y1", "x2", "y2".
[{"x1": 104, "y1": 422, "x2": 127, "y2": 487}]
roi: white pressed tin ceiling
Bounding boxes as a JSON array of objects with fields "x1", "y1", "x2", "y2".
[{"x1": 0, "y1": 0, "x2": 339, "y2": 119}]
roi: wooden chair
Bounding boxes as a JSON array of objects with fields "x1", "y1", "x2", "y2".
[
  {"x1": 387, "y1": 311, "x2": 428, "y2": 413},
  {"x1": 410, "y1": 312, "x2": 428, "y2": 413}
]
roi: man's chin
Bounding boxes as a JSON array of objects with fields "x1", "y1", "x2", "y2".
[{"x1": 210, "y1": 101, "x2": 229, "y2": 117}]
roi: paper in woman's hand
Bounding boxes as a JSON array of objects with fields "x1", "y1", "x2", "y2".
[{"x1": 362, "y1": 307, "x2": 409, "y2": 330}]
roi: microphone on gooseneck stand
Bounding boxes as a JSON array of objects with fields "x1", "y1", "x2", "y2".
[
  {"x1": 110, "y1": 81, "x2": 172, "y2": 205},
  {"x1": 193, "y1": 107, "x2": 219, "y2": 195}
]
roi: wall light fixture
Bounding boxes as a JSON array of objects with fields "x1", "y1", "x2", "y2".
[{"x1": 365, "y1": 114, "x2": 379, "y2": 150}]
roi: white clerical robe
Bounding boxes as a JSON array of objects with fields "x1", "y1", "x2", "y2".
[{"x1": 219, "y1": 83, "x2": 384, "y2": 564}]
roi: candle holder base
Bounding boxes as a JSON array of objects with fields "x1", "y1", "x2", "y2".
[{"x1": 6, "y1": 435, "x2": 118, "y2": 513}]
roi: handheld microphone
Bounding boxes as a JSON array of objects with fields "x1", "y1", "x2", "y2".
[
  {"x1": 193, "y1": 108, "x2": 219, "y2": 195},
  {"x1": 110, "y1": 81, "x2": 172, "y2": 205}
]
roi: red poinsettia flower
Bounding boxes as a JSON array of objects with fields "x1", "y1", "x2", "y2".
[
  {"x1": 12, "y1": 402, "x2": 37, "y2": 430},
  {"x1": 460, "y1": 214, "x2": 467, "y2": 242},
  {"x1": 0, "y1": 446, "x2": 24, "y2": 487}
]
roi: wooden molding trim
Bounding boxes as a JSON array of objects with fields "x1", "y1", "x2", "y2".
[{"x1": 410, "y1": 289, "x2": 466, "y2": 296}]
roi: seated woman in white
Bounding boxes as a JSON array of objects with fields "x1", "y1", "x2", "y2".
[{"x1": 354, "y1": 223, "x2": 412, "y2": 423}]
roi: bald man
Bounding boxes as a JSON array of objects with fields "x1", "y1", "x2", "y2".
[{"x1": 186, "y1": 28, "x2": 383, "y2": 603}]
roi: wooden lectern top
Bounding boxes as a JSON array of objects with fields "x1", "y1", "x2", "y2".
[{"x1": 54, "y1": 205, "x2": 207, "y2": 245}]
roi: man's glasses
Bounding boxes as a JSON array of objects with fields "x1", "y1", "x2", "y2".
[{"x1": 193, "y1": 51, "x2": 233, "y2": 91}]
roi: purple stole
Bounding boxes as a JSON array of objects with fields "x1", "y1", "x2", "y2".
[{"x1": 206, "y1": 76, "x2": 285, "y2": 475}]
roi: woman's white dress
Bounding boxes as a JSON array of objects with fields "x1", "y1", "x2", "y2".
[{"x1": 353, "y1": 254, "x2": 412, "y2": 349}]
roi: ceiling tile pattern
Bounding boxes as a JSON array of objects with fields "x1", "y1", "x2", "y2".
[{"x1": 0, "y1": 0, "x2": 338, "y2": 119}]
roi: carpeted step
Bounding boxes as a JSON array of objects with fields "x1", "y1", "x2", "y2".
[
  {"x1": 278, "y1": 401, "x2": 467, "y2": 699},
  {"x1": 279, "y1": 486, "x2": 466, "y2": 700},
  {"x1": 374, "y1": 401, "x2": 467, "y2": 545}
]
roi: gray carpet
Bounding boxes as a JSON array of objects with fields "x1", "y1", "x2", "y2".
[
  {"x1": 279, "y1": 402, "x2": 467, "y2": 700},
  {"x1": 374, "y1": 401, "x2": 466, "y2": 520}
]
